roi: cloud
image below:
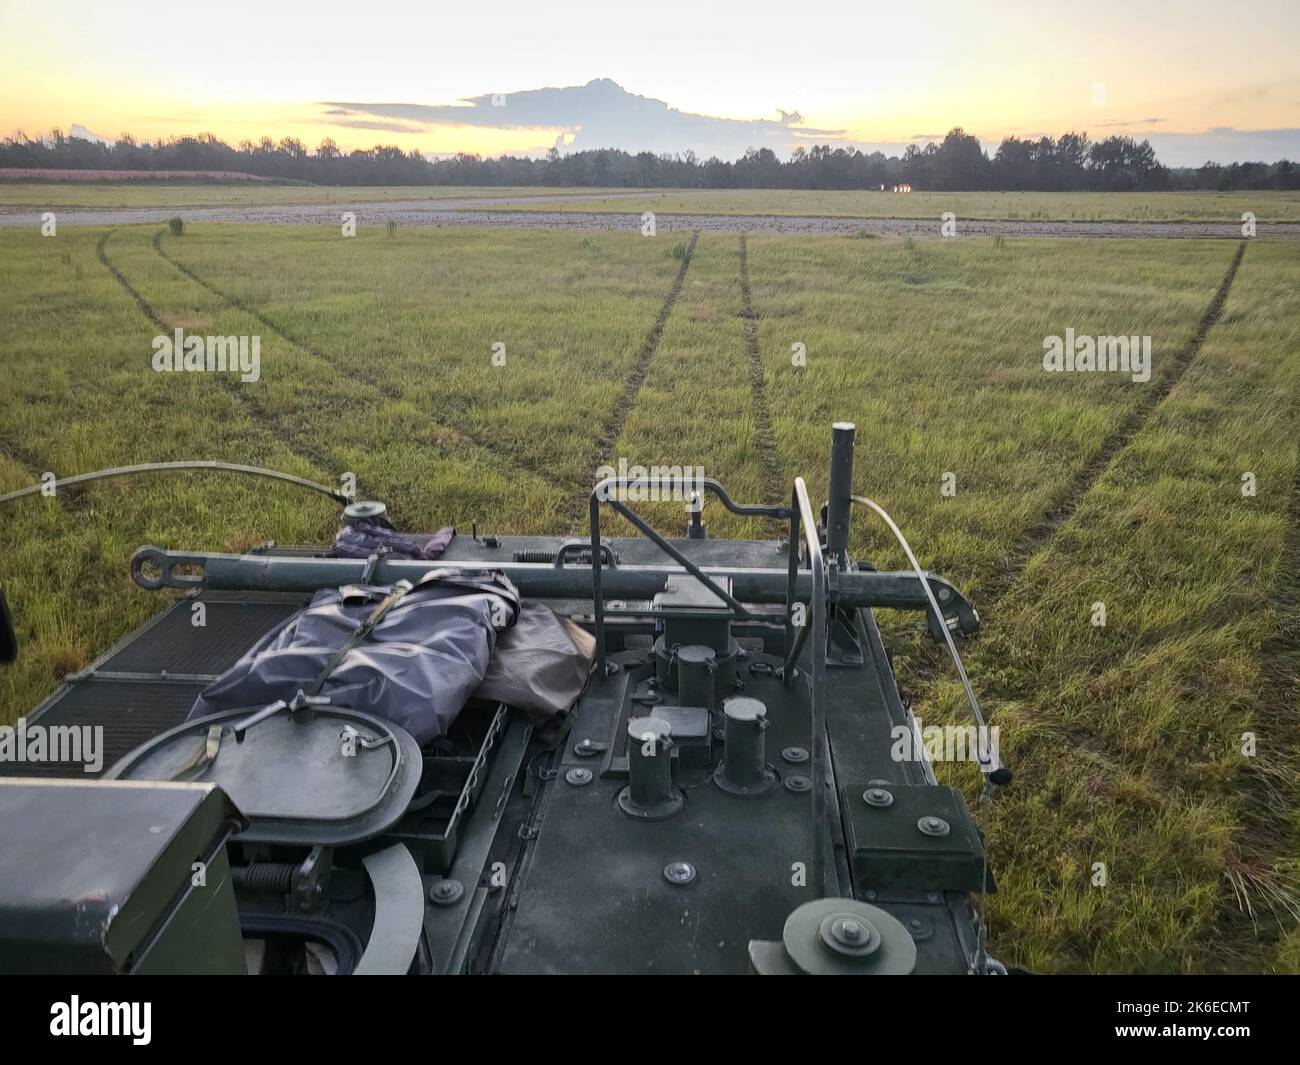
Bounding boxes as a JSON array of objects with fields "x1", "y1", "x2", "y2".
[
  {"x1": 326, "y1": 118, "x2": 427, "y2": 134},
  {"x1": 69, "y1": 123, "x2": 110, "y2": 144},
  {"x1": 1095, "y1": 117, "x2": 1166, "y2": 128},
  {"x1": 323, "y1": 78, "x2": 851, "y2": 157},
  {"x1": 317, "y1": 79, "x2": 1300, "y2": 165},
  {"x1": 1142, "y1": 126, "x2": 1300, "y2": 166}
]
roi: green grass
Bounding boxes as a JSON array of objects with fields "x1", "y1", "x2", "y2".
[
  {"x1": 4, "y1": 183, "x2": 1298, "y2": 223},
  {"x1": 749, "y1": 235, "x2": 1237, "y2": 587},
  {"x1": 478, "y1": 188, "x2": 1300, "y2": 223},
  {"x1": 0, "y1": 221, "x2": 1296, "y2": 972},
  {"x1": 969, "y1": 242, "x2": 1300, "y2": 972},
  {"x1": 0, "y1": 183, "x2": 608, "y2": 210},
  {"x1": 144, "y1": 224, "x2": 680, "y2": 528}
]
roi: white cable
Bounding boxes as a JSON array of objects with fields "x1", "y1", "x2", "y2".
[{"x1": 850, "y1": 495, "x2": 1003, "y2": 779}]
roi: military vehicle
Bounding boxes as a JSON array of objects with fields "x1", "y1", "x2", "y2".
[{"x1": 0, "y1": 422, "x2": 1010, "y2": 974}]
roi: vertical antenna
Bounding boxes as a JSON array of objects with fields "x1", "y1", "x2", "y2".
[{"x1": 826, "y1": 422, "x2": 856, "y2": 568}]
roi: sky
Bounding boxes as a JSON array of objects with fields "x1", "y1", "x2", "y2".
[{"x1": 2, "y1": 0, "x2": 1297, "y2": 166}]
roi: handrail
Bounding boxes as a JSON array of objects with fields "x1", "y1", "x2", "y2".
[
  {"x1": 786, "y1": 477, "x2": 829, "y2": 897},
  {"x1": 587, "y1": 476, "x2": 789, "y2": 671}
]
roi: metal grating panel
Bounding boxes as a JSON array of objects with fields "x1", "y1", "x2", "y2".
[
  {"x1": 0, "y1": 680, "x2": 206, "y2": 778},
  {"x1": 104, "y1": 601, "x2": 298, "y2": 676}
]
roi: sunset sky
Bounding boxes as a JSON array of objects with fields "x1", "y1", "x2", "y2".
[{"x1": 2, "y1": 0, "x2": 1297, "y2": 165}]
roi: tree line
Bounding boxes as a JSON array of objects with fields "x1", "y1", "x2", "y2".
[{"x1": 2, "y1": 127, "x2": 1296, "y2": 191}]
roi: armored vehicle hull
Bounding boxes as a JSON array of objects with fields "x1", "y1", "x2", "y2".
[{"x1": 0, "y1": 424, "x2": 1002, "y2": 975}]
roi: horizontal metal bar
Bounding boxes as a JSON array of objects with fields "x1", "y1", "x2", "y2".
[
  {"x1": 63, "y1": 669, "x2": 220, "y2": 684},
  {"x1": 590, "y1": 476, "x2": 789, "y2": 520},
  {"x1": 130, "y1": 546, "x2": 979, "y2": 629}
]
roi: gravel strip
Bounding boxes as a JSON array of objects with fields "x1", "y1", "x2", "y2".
[{"x1": 1, "y1": 200, "x2": 1293, "y2": 238}]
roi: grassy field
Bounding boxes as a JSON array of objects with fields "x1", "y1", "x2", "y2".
[
  {"x1": 0, "y1": 183, "x2": 604, "y2": 209},
  {"x1": 3, "y1": 182, "x2": 1298, "y2": 222},
  {"x1": 473, "y1": 188, "x2": 1300, "y2": 223},
  {"x1": 0, "y1": 220, "x2": 1296, "y2": 972}
]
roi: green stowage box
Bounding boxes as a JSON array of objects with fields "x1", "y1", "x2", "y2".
[
  {"x1": 0, "y1": 778, "x2": 248, "y2": 974},
  {"x1": 841, "y1": 783, "x2": 994, "y2": 896}
]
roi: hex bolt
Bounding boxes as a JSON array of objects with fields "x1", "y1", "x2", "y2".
[
  {"x1": 429, "y1": 879, "x2": 464, "y2": 906},
  {"x1": 565, "y1": 767, "x2": 593, "y2": 786},
  {"x1": 917, "y1": 815, "x2": 951, "y2": 837},
  {"x1": 663, "y1": 861, "x2": 696, "y2": 885},
  {"x1": 863, "y1": 787, "x2": 894, "y2": 808},
  {"x1": 820, "y1": 911, "x2": 881, "y2": 957},
  {"x1": 907, "y1": 917, "x2": 933, "y2": 941},
  {"x1": 782, "y1": 746, "x2": 809, "y2": 764}
]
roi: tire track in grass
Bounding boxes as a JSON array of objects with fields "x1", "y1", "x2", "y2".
[
  {"x1": 1223, "y1": 456, "x2": 1300, "y2": 966},
  {"x1": 738, "y1": 234, "x2": 786, "y2": 504},
  {"x1": 567, "y1": 230, "x2": 699, "y2": 530},
  {"x1": 0, "y1": 436, "x2": 50, "y2": 481},
  {"x1": 906, "y1": 241, "x2": 1251, "y2": 803},
  {"x1": 986, "y1": 240, "x2": 1248, "y2": 606},
  {"x1": 96, "y1": 228, "x2": 339, "y2": 476},
  {"x1": 96, "y1": 229, "x2": 165, "y2": 327},
  {"x1": 150, "y1": 230, "x2": 551, "y2": 482},
  {"x1": 0, "y1": 434, "x2": 101, "y2": 516}
]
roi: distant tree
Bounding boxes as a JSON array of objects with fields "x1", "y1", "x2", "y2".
[
  {"x1": 0, "y1": 124, "x2": 1290, "y2": 192},
  {"x1": 931, "y1": 128, "x2": 987, "y2": 189}
]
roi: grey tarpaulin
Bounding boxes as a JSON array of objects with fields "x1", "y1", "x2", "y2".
[
  {"x1": 473, "y1": 602, "x2": 595, "y2": 721},
  {"x1": 188, "y1": 570, "x2": 520, "y2": 745}
]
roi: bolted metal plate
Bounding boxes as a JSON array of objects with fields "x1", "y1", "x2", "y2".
[
  {"x1": 653, "y1": 574, "x2": 733, "y2": 612},
  {"x1": 842, "y1": 783, "x2": 991, "y2": 895}
]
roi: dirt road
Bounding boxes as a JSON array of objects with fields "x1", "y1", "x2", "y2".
[{"x1": 1, "y1": 193, "x2": 1293, "y2": 238}]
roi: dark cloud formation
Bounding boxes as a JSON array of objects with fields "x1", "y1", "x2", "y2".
[
  {"x1": 318, "y1": 78, "x2": 1299, "y2": 166},
  {"x1": 324, "y1": 78, "x2": 846, "y2": 157},
  {"x1": 1142, "y1": 126, "x2": 1300, "y2": 167}
]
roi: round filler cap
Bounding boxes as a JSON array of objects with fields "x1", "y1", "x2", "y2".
[
  {"x1": 627, "y1": 716, "x2": 672, "y2": 743},
  {"x1": 722, "y1": 696, "x2": 767, "y2": 723}
]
